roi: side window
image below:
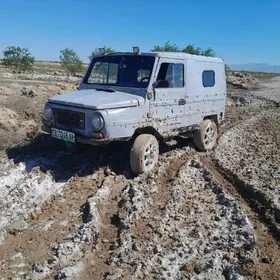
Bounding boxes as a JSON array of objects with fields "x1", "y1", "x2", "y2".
[
  {"x1": 173, "y1": 64, "x2": 184, "y2": 88},
  {"x1": 202, "y1": 70, "x2": 215, "y2": 87},
  {"x1": 156, "y1": 63, "x2": 184, "y2": 88}
]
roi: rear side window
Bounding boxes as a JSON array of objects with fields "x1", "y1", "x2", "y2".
[{"x1": 202, "y1": 70, "x2": 215, "y2": 87}]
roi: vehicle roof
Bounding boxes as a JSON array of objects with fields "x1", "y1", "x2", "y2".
[
  {"x1": 103, "y1": 51, "x2": 224, "y2": 63},
  {"x1": 151, "y1": 52, "x2": 224, "y2": 63}
]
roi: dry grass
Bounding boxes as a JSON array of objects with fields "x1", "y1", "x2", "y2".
[
  {"x1": 33, "y1": 61, "x2": 88, "y2": 74},
  {"x1": 0, "y1": 60, "x2": 88, "y2": 75}
]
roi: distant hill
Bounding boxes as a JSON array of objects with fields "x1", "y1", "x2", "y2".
[{"x1": 229, "y1": 63, "x2": 280, "y2": 73}]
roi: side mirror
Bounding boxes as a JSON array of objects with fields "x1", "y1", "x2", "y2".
[{"x1": 152, "y1": 81, "x2": 158, "y2": 89}]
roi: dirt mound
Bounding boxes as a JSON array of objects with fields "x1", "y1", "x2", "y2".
[
  {"x1": 0, "y1": 107, "x2": 20, "y2": 131},
  {"x1": 21, "y1": 87, "x2": 37, "y2": 98},
  {"x1": 0, "y1": 81, "x2": 78, "y2": 149},
  {"x1": 0, "y1": 86, "x2": 14, "y2": 96},
  {"x1": 0, "y1": 107, "x2": 38, "y2": 149},
  {"x1": 227, "y1": 71, "x2": 259, "y2": 90},
  {"x1": 54, "y1": 82, "x2": 77, "y2": 92}
]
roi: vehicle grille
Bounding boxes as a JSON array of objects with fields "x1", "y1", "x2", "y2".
[{"x1": 53, "y1": 108, "x2": 85, "y2": 130}]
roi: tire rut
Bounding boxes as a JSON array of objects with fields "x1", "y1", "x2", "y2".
[
  {"x1": 201, "y1": 157, "x2": 280, "y2": 280},
  {"x1": 78, "y1": 177, "x2": 129, "y2": 280},
  {"x1": 153, "y1": 147, "x2": 196, "y2": 215},
  {"x1": 79, "y1": 146, "x2": 196, "y2": 279}
]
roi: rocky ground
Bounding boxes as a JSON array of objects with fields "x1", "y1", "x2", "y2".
[{"x1": 0, "y1": 71, "x2": 279, "y2": 280}]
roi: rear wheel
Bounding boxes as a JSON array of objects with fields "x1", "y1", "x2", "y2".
[
  {"x1": 193, "y1": 119, "x2": 218, "y2": 151},
  {"x1": 130, "y1": 134, "x2": 159, "y2": 175}
]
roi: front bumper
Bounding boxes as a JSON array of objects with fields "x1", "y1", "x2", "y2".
[{"x1": 41, "y1": 125, "x2": 112, "y2": 146}]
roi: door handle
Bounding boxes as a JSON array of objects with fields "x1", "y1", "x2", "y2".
[{"x1": 178, "y1": 99, "x2": 186, "y2": 106}]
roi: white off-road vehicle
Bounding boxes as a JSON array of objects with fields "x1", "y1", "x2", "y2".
[{"x1": 42, "y1": 47, "x2": 226, "y2": 174}]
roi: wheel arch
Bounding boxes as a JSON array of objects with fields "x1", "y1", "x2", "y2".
[
  {"x1": 132, "y1": 126, "x2": 162, "y2": 142},
  {"x1": 203, "y1": 114, "x2": 219, "y2": 128}
]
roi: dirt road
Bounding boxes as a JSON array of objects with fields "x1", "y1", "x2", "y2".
[{"x1": 0, "y1": 76, "x2": 279, "y2": 279}]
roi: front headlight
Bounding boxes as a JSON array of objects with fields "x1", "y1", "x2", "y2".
[
  {"x1": 92, "y1": 114, "x2": 105, "y2": 131},
  {"x1": 44, "y1": 104, "x2": 53, "y2": 121}
]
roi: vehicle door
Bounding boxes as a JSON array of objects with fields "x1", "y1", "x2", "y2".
[{"x1": 149, "y1": 58, "x2": 186, "y2": 134}]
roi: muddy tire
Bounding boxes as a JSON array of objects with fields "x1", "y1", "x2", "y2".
[
  {"x1": 130, "y1": 134, "x2": 159, "y2": 175},
  {"x1": 193, "y1": 119, "x2": 218, "y2": 151}
]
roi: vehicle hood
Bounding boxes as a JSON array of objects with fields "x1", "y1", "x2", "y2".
[{"x1": 48, "y1": 89, "x2": 145, "y2": 110}]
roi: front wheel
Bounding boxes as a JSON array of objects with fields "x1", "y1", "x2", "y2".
[
  {"x1": 130, "y1": 134, "x2": 159, "y2": 175},
  {"x1": 193, "y1": 119, "x2": 218, "y2": 151}
]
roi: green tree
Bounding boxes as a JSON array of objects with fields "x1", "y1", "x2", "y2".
[
  {"x1": 151, "y1": 42, "x2": 216, "y2": 57},
  {"x1": 151, "y1": 41, "x2": 180, "y2": 52},
  {"x1": 88, "y1": 46, "x2": 115, "y2": 61},
  {"x1": 181, "y1": 44, "x2": 202, "y2": 55},
  {"x1": 200, "y1": 47, "x2": 216, "y2": 57},
  {"x1": 2, "y1": 46, "x2": 34, "y2": 72},
  {"x1": 59, "y1": 48, "x2": 83, "y2": 79}
]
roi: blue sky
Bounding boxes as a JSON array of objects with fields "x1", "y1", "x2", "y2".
[{"x1": 0, "y1": 0, "x2": 279, "y2": 64}]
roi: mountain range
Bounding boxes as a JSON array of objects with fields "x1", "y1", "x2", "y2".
[{"x1": 229, "y1": 63, "x2": 280, "y2": 73}]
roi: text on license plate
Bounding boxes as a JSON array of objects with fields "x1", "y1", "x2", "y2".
[{"x1": 51, "y1": 128, "x2": 75, "y2": 143}]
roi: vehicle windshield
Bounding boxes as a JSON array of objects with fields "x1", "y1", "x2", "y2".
[{"x1": 84, "y1": 55, "x2": 155, "y2": 88}]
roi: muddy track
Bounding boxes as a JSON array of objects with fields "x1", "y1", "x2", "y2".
[
  {"x1": 151, "y1": 146, "x2": 196, "y2": 216},
  {"x1": 77, "y1": 177, "x2": 129, "y2": 280},
  {"x1": 201, "y1": 157, "x2": 280, "y2": 280},
  {"x1": 213, "y1": 99, "x2": 280, "y2": 231},
  {"x1": 212, "y1": 158, "x2": 280, "y2": 237},
  {"x1": 79, "y1": 145, "x2": 196, "y2": 279},
  {"x1": 214, "y1": 99, "x2": 280, "y2": 238},
  {"x1": 199, "y1": 97, "x2": 280, "y2": 279},
  {"x1": 0, "y1": 136, "x2": 195, "y2": 279}
]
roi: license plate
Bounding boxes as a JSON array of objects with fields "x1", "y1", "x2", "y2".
[{"x1": 51, "y1": 128, "x2": 75, "y2": 143}]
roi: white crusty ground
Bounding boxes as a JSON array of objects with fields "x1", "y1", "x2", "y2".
[
  {"x1": 0, "y1": 156, "x2": 66, "y2": 245},
  {"x1": 215, "y1": 109, "x2": 280, "y2": 221},
  {"x1": 106, "y1": 159, "x2": 256, "y2": 280}
]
